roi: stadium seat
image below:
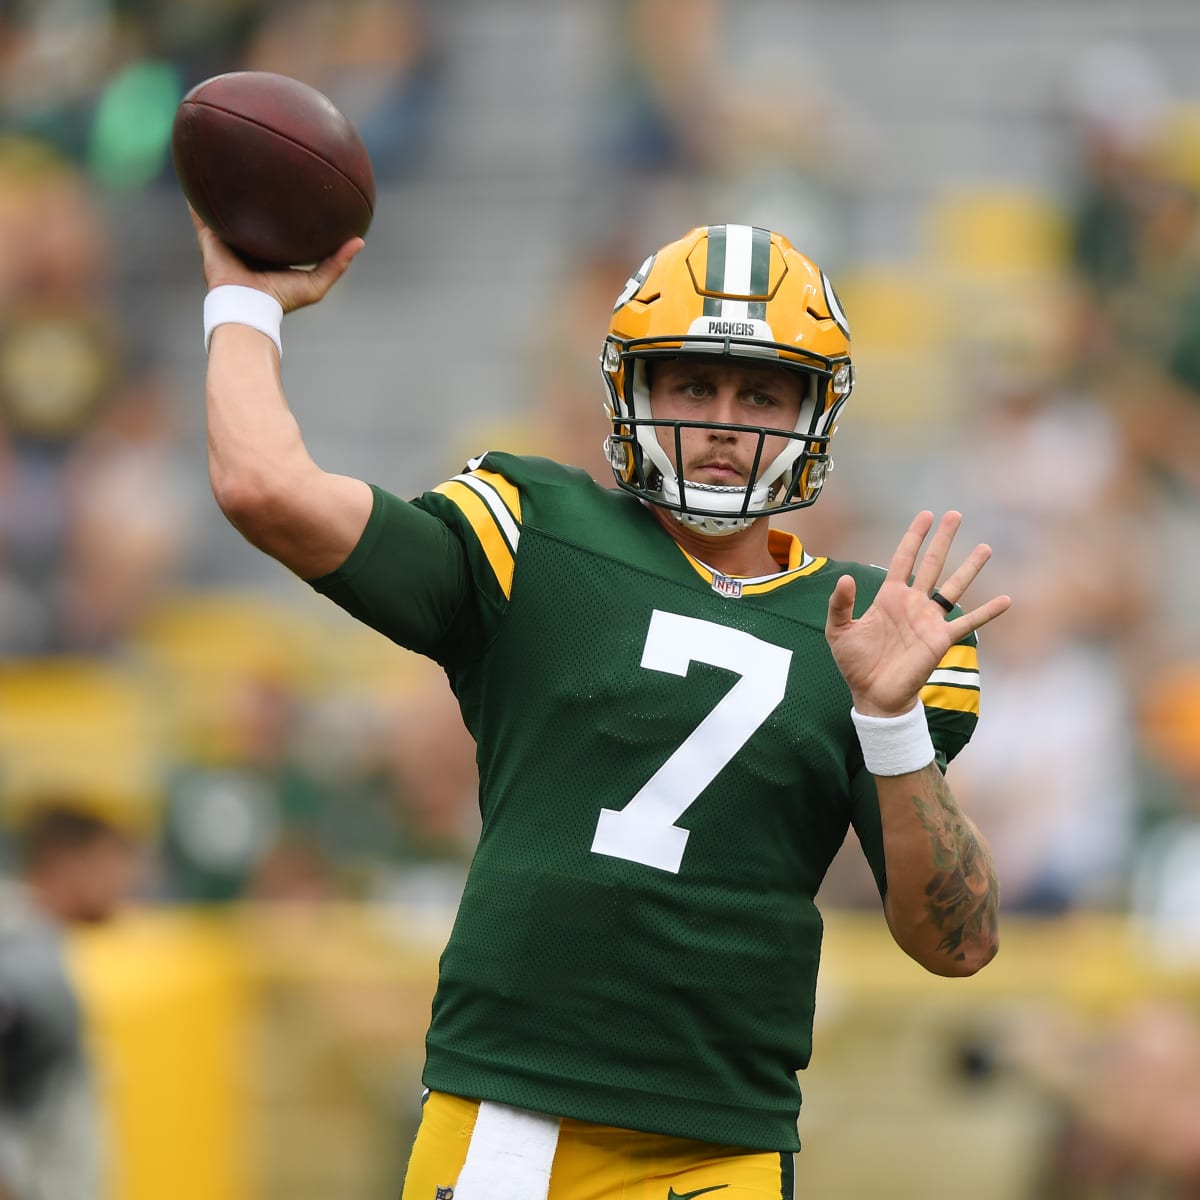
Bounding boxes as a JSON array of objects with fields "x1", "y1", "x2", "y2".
[
  {"x1": 921, "y1": 185, "x2": 1069, "y2": 278},
  {"x1": 0, "y1": 658, "x2": 162, "y2": 829}
]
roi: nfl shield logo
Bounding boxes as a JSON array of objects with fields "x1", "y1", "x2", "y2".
[
  {"x1": 711, "y1": 572, "x2": 743, "y2": 599},
  {"x1": 435, "y1": 1189, "x2": 454, "y2": 1199}
]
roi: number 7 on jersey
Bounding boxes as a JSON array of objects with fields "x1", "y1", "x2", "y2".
[{"x1": 590, "y1": 609, "x2": 792, "y2": 873}]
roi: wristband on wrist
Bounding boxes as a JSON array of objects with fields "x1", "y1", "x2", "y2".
[
  {"x1": 203, "y1": 285, "x2": 284, "y2": 358},
  {"x1": 850, "y1": 701, "x2": 935, "y2": 776}
]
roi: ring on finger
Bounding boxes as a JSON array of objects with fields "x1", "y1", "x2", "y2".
[{"x1": 930, "y1": 588, "x2": 954, "y2": 614}]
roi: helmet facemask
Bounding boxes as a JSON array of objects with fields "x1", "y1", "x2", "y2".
[{"x1": 603, "y1": 337, "x2": 852, "y2": 535}]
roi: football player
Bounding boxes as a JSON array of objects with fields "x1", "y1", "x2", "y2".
[{"x1": 193, "y1": 214, "x2": 1010, "y2": 1200}]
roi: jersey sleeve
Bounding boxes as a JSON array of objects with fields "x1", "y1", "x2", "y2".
[
  {"x1": 307, "y1": 483, "x2": 475, "y2": 661},
  {"x1": 308, "y1": 457, "x2": 526, "y2": 666},
  {"x1": 414, "y1": 457, "x2": 524, "y2": 614},
  {"x1": 921, "y1": 627, "x2": 981, "y2": 769}
]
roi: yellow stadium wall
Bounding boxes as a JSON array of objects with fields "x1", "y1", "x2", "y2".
[
  {"x1": 69, "y1": 912, "x2": 257, "y2": 1200},
  {"x1": 66, "y1": 907, "x2": 1200, "y2": 1200}
]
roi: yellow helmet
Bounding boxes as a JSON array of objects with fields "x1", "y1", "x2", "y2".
[{"x1": 601, "y1": 223, "x2": 853, "y2": 533}]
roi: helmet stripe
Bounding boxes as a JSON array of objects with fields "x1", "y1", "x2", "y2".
[
  {"x1": 748, "y1": 226, "x2": 771, "y2": 318},
  {"x1": 724, "y1": 223, "x2": 754, "y2": 294},
  {"x1": 703, "y1": 224, "x2": 772, "y2": 319},
  {"x1": 703, "y1": 224, "x2": 727, "y2": 316}
]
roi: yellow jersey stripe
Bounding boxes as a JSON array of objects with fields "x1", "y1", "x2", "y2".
[
  {"x1": 467, "y1": 469, "x2": 522, "y2": 524},
  {"x1": 938, "y1": 644, "x2": 978, "y2": 671},
  {"x1": 921, "y1": 683, "x2": 981, "y2": 716},
  {"x1": 433, "y1": 480, "x2": 516, "y2": 598}
]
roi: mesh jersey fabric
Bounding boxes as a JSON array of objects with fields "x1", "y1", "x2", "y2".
[{"x1": 310, "y1": 452, "x2": 981, "y2": 1152}]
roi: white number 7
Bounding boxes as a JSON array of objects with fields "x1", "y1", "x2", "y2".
[{"x1": 590, "y1": 609, "x2": 792, "y2": 873}]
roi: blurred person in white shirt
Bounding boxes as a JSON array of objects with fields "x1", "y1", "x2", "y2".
[{"x1": 0, "y1": 800, "x2": 140, "y2": 1200}]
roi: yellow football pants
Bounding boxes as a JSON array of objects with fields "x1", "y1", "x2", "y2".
[{"x1": 400, "y1": 1091, "x2": 796, "y2": 1200}]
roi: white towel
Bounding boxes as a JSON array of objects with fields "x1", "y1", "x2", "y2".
[{"x1": 453, "y1": 1100, "x2": 562, "y2": 1200}]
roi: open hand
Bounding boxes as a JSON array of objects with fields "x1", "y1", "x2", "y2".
[
  {"x1": 189, "y1": 208, "x2": 364, "y2": 314},
  {"x1": 825, "y1": 511, "x2": 1011, "y2": 718}
]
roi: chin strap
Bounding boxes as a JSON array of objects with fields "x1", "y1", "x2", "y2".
[
  {"x1": 671, "y1": 508, "x2": 753, "y2": 535},
  {"x1": 661, "y1": 475, "x2": 770, "y2": 535}
]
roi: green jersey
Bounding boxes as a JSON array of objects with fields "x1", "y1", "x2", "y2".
[{"x1": 311, "y1": 452, "x2": 981, "y2": 1152}]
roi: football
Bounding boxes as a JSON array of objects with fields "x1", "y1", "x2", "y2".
[{"x1": 171, "y1": 71, "x2": 376, "y2": 268}]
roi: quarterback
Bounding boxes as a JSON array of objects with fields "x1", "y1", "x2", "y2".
[{"x1": 193, "y1": 216, "x2": 1009, "y2": 1199}]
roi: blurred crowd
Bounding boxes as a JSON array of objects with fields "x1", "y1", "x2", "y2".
[
  {"x1": 3, "y1": 2, "x2": 1200, "y2": 1197},
  {"x1": 0, "y1": 0, "x2": 462, "y2": 897}
]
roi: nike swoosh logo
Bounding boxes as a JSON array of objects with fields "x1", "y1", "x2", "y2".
[{"x1": 667, "y1": 1186, "x2": 730, "y2": 1200}]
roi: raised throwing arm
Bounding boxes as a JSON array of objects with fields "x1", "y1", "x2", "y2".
[{"x1": 193, "y1": 211, "x2": 373, "y2": 580}]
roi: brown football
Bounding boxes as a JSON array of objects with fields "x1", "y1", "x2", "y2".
[{"x1": 172, "y1": 71, "x2": 376, "y2": 268}]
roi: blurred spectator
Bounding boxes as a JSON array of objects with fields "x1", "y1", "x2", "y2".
[
  {"x1": 372, "y1": 662, "x2": 479, "y2": 925},
  {"x1": 161, "y1": 670, "x2": 346, "y2": 904},
  {"x1": 1061, "y1": 41, "x2": 1169, "y2": 307},
  {"x1": 499, "y1": 229, "x2": 651, "y2": 483},
  {"x1": 1007, "y1": 999, "x2": 1200, "y2": 1196},
  {"x1": 120, "y1": 0, "x2": 270, "y2": 89},
  {"x1": 0, "y1": 137, "x2": 110, "y2": 308},
  {"x1": 587, "y1": 0, "x2": 851, "y2": 262},
  {"x1": 946, "y1": 332, "x2": 1156, "y2": 912},
  {"x1": 595, "y1": 0, "x2": 724, "y2": 176},
  {"x1": 159, "y1": 662, "x2": 466, "y2": 906},
  {"x1": 0, "y1": 0, "x2": 267, "y2": 179},
  {"x1": 158, "y1": 667, "x2": 293, "y2": 904},
  {"x1": 1128, "y1": 660, "x2": 1200, "y2": 962},
  {"x1": 1059, "y1": 43, "x2": 1200, "y2": 516},
  {"x1": 0, "y1": 139, "x2": 193, "y2": 656},
  {"x1": 0, "y1": 799, "x2": 142, "y2": 1200},
  {"x1": 240, "y1": 0, "x2": 443, "y2": 183},
  {"x1": 56, "y1": 367, "x2": 192, "y2": 652},
  {"x1": 0, "y1": 1, "x2": 124, "y2": 162},
  {"x1": 577, "y1": 0, "x2": 728, "y2": 246},
  {"x1": 701, "y1": 41, "x2": 854, "y2": 272}
]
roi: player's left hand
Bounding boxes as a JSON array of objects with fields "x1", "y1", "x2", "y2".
[{"x1": 824, "y1": 510, "x2": 1011, "y2": 718}]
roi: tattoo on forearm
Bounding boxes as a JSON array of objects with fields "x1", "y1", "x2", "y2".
[{"x1": 911, "y1": 773, "x2": 999, "y2": 964}]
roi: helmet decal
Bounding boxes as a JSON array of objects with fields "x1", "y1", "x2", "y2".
[
  {"x1": 821, "y1": 270, "x2": 851, "y2": 339},
  {"x1": 613, "y1": 252, "x2": 656, "y2": 312}
]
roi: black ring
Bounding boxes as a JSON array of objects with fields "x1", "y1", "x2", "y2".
[{"x1": 930, "y1": 588, "x2": 954, "y2": 614}]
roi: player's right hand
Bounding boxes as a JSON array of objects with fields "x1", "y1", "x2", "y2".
[{"x1": 189, "y1": 208, "x2": 364, "y2": 315}]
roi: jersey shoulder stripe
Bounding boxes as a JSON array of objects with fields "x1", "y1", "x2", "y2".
[
  {"x1": 937, "y1": 644, "x2": 978, "y2": 671},
  {"x1": 921, "y1": 638, "x2": 980, "y2": 716},
  {"x1": 433, "y1": 467, "x2": 523, "y2": 598},
  {"x1": 921, "y1": 681, "x2": 980, "y2": 716}
]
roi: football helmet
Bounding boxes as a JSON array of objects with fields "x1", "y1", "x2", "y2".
[{"x1": 601, "y1": 223, "x2": 853, "y2": 534}]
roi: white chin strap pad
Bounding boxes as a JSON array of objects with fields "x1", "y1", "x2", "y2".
[
  {"x1": 674, "y1": 508, "x2": 753, "y2": 535},
  {"x1": 661, "y1": 475, "x2": 768, "y2": 534}
]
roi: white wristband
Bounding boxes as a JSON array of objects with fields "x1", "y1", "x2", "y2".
[
  {"x1": 851, "y1": 702, "x2": 935, "y2": 776},
  {"x1": 203, "y1": 285, "x2": 283, "y2": 358}
]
